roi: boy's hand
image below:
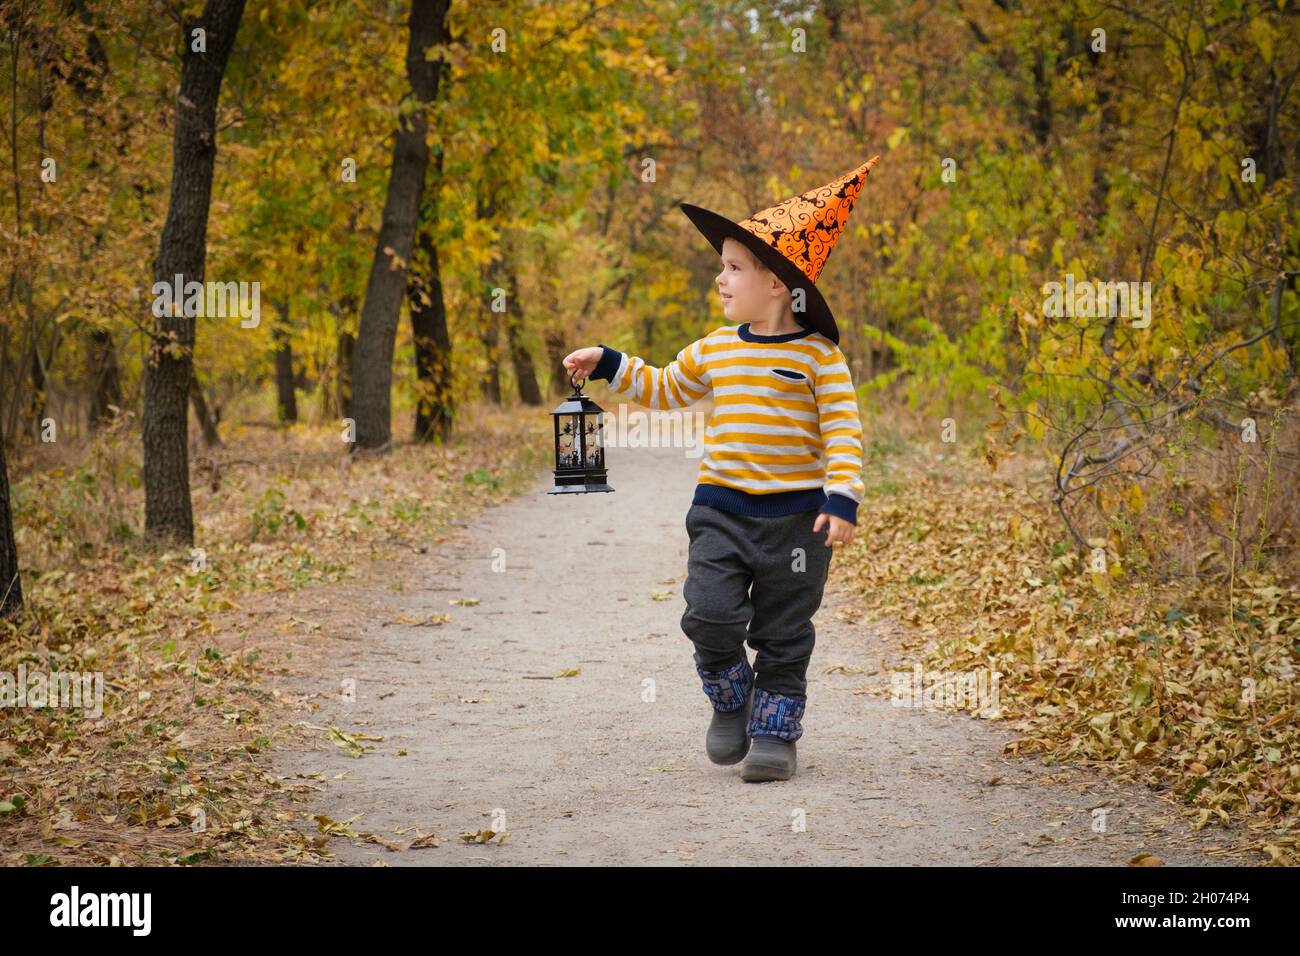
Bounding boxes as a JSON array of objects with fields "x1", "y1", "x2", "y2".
[
  {"x1": 562, "y1": 347, "x2": 604, "y2": 382},
  {"x1": 813, "y1": 513, "x2": 854, "y2": 548}
]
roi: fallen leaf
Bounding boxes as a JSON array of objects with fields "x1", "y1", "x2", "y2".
[
  {"x1": 327, "y1": 727, "x2": 365, "y2": 758},
  {"x1": 313, "y1": 813, "x2": 361, "y2": 837}
]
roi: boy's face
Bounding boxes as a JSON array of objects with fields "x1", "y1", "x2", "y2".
[{"x1": 716, "y1": 237, "x2": 787, "y2": 322}]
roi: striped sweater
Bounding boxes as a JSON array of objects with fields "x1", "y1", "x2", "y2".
[{"x1": 591, "y1": 322, "x2": 865, "y2": 523}]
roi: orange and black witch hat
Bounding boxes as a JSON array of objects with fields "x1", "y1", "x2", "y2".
[{"x1": 679, "y1": 155, "x2": 880, "y2": 345}]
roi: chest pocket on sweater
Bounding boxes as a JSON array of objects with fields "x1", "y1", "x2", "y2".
[
  {"x1": 759, "y1": 369, "x2": 811, "y2": 405},
  {"x1": 771, "y1": 368, "x2": 808, "y2": 382}
]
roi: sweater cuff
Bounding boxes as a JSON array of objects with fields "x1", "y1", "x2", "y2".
[
  {"x1": 819, "y1": 492, "x2": 859, "y2": 525},
  {"x1": 592, "y1": 344, "x2": 622, "y2": 382}
]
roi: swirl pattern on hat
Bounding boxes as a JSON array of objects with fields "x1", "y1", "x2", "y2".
[{"x1": 737, "y1": 156, "x2": 879, "y2": 284}]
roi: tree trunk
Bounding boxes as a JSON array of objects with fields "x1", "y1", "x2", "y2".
[
  {"x1": 544, "y1": 327, "x2": 569, "y2": 396},
  {"x1": 506, "y1": 317, "x2": 542, "y2": 406},
  {"x1": 273, "y1": 301, "x2": 297, "y2": 423},
  {"x1": 504, "y1": 253, "x2": 543, "y2": 406},
  {"x1": 538, "y1": 239, "x2": 569, "y2": 396},
  {"x1": 142, "y1": 0, "x2": 246, "y2": 547},
  {"x1": 336, "y1": 330, "x2": 355, "y2": 420},
  {"x1": 1030, "y1": 47, "x2": 1053, "y2": 148},
  {"x1": 189, "y1": 375, "x2": 222, "y2": 447},
  {"x1": 475, "y1": 189, "x2": 503, "y2": 404},
  {"x1": 348, "y1": 0, "x2": 450, "y2": 451},
  {"x1": 409, "y1": 150, "x2": 454, "y2": 443},
  {"x1": 480, "y1": 279, "x2": 502, "y2": 404},
  {"x1": 0, "y1": 433, "x2": 22, "y2": 618},
  {"x1": 28, "y1": 333, "x2": 47, "y2": 441},
  {"x1": 5, "y1": 291, "x2": 34, "y2": 449},
  {"x1": 324, "y1": 293, "x2": 356, "y2": 421},
  {"x1": 88, "y1": 328, "x2": 123, "y2": 428}
]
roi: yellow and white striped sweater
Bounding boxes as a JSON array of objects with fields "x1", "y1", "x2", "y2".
[{"x1": 592, "y1": 322, "x2": 865, "y2": 523}]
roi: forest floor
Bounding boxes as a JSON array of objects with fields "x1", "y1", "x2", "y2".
[
  {"x1": 5, "y1": 404, "x2": 1288, "y2": 866},
  {"x1": 262, "y1": 440, "x2": 1261, "y2": 866}
]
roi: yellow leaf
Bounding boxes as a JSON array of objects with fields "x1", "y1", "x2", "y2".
[
  {"x1": 314, "y1": 814, "x2": 361, "y2": 837},
  {"x1": 1025, "y1": 400, "x2": 1044, "y2": 441},
  {"x1": 328, "y1": 727, "x2": 365, "y2": 758},
  {"x1": 1249, "y1": 16, "x2": 1273, "y2": 64}
]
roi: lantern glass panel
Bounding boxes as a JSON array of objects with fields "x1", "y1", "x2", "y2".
[
  {"x1": 584, "y1": 414, "x2": 604, "y2": 467},
  {"x1": 557, "y1": 417, "x2": 575, "y2": 469},
  {"x1": 556, "y1": 413, "x2": 577, "y2": 468}
]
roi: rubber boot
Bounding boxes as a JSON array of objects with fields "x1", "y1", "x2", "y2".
[
  {"x1": 695, "y1": 652, "x2": 754, "y2": 765},
  {"x1": 742, "y1": 687, "x2": 804, "y2": 782}
]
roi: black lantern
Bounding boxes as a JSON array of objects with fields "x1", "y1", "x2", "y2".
[{"x1": 548, "y1": 374, "x2": 613, "y2": 494}]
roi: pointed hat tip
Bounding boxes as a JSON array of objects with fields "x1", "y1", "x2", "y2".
[{"x1": 837, "y1": 155, "x2": 880, "y2": 183}]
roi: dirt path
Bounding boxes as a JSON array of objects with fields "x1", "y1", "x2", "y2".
[{"x1": 273, "y1": 443, "x2": 1246, "y2": 865}]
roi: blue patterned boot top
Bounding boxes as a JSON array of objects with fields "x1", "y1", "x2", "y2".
[
  {"x1": 694, "y1": 653, "x2": 754, "y2": 713},
  {"x1": 747, "y1": 687, "x2": 805, "y2": 741}
]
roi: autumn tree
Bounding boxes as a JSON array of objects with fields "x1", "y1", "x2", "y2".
[
  {"x1": 349, "y1": 0, "x2": 450, "y2": 451},
  {"x1": 141, "y1": 0, "x2": 247, "y2": 546}
]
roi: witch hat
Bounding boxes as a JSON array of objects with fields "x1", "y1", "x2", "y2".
[{"x1": 679, "y1": 155, "x2": 880, "y2": 345}]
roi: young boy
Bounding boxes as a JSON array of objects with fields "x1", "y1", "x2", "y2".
[{"x1": 563, "y1": 157, "x2": 879, "y2": 782}]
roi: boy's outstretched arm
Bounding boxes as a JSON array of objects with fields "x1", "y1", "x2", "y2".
[
  {"x1": 811, "y1": 345, "x2": 865, "y2": 547},
  {"x1": 562, "y1": 339, "x2": 709, "y2": 410}
]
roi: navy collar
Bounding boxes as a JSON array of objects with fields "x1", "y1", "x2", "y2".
[{"x1": 737, "y1": 322, "x2": 812, "y2": 343}]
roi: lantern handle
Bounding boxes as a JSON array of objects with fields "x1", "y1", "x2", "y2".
[{"x1": 570, "y1": 372, "x2": 585, "y2": 393}]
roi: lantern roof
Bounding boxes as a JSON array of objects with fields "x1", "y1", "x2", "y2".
[{"x1": 551, "y1": 388, "x2": 605, "y2": 416}]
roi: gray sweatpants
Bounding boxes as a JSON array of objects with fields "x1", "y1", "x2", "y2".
[{"x1": 680, "y1": 503, "x2": 833, "y2": 699}]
